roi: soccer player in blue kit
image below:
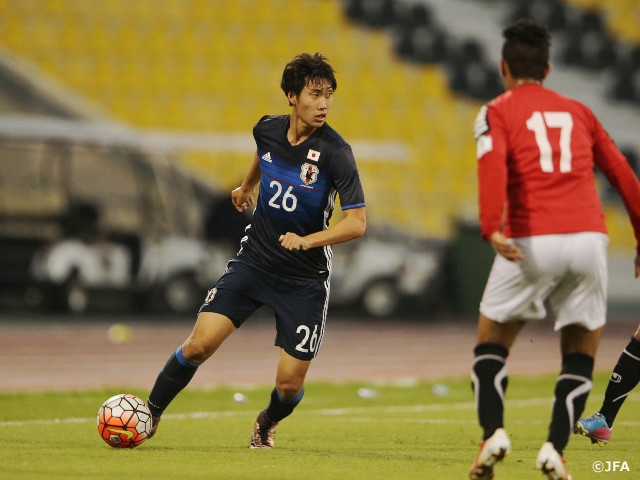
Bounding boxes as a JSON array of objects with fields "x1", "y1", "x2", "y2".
[{"x1": 146, "y1": 52, "x2": 366, "y2": 448}]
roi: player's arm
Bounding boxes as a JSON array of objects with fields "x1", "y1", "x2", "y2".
[
  {"x1": 593, "y1": 125, "x2": 640, "y2": 271},
  {"x1": 475, "y1": 105, "x2": 523, "y2": 263},
  {"x1": 232, "y1": 151, "x2": 261, "y2": 212},
  {"x1": 479, "y1": 155, "x2": 524, "y2": 263},
  {"x1": 279, "y1": 206, "x2": 366, "y2": 251},
  {"x1": 488, "y1": 231, "x2": 524, "y2": 263}
]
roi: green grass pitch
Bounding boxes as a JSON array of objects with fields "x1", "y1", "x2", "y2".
[{"x1": 0, "y1": 374, "x2": 638, "y2": 479}]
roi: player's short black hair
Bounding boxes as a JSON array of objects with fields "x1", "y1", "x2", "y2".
[
  {"x1": 502, "y1": 18, "x2": 550, "y2": 81},
  {"x1": 281, "y1": 52, "x2": 337, "y2": 105}
]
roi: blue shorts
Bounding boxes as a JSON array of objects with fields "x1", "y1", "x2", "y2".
[{"x1": 199, "y1": 259, "x2": 329, "y2": 360}]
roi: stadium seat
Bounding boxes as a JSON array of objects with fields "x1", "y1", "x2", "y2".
[{"x1": 3, "y1": 0, "x2": 635, "y2": 248}]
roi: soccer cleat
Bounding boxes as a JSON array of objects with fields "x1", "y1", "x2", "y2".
[
  {"x1": 574, "y1": 412, "x2": 611, "y2": 445},
  {"x1": 148, "y1": 414, "x2": 161, "y2": 439},
  {"x1": 249, "y1": 410, "x2": 278, "y2": 449},
  {"x1": 469, "y1": 428, "x2": 511, "y2": 480},
  {"x1": 536, "y1": 442, "x2": 572, "y2": 480}
]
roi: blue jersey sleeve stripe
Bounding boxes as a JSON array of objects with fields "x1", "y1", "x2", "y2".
[{"x1": 341, "y1": 203, "x2": 366, "y2": 210}]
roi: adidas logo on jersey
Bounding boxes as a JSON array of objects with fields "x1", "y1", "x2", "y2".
[{"x1": 261, "y1": 152, "x2": 272, "y2": 162}]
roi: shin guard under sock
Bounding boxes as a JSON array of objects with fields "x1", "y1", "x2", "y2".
[
  {"x1": 147, "y1": 346, "x2": 199, "y2": 417},
  {"x1": 264, "y1": 387, "x2": 305, "y2": 423},
  {"x1": 471, "y1": 343, "x2": 509, "y2": 440},
  {"x1": 599, "y1": 336, "x2": 640, "y2": 427},
  {"x1": 547, "y1": 352, "x2": 594, "y2": 454}
]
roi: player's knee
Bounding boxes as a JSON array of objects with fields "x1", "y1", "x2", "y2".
[
  {"x1": 275, "y1": 382, "x2": 304, "y2": 400},
  {"x1": 181, "y1": 338, "x2": 214, "y2": 364},
  {"x1": 633, "y1": 323, "x2": 640, "y2": 340}
]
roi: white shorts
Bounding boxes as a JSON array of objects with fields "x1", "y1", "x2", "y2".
[{"x1": 480, "y1": 232, "x2": 609, "y2": 331}]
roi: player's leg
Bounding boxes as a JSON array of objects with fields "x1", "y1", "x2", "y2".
[
  {"x1": 249, "y1": 274, "x2": 327, "y2": 449},
  {"x1": 469, "y1": 316, "x2": 520, "y2": 479},
  {"x1": 535, "y1": 325, "x2": 600, "y2": 479},
  {"x1": 250, "y1": 350, "x2": 311, "y2": 449},
  {"x1": 273, "y1": 348, "x2": 310, "y2": 407},
  {"x1": 146, "y1": 311, "x2": 236, "y2": 436},
  {"x1": 471, "y1": 238, "x2": 559, "y2": 480},
  {"x1": 545, "y1": 325, "x2": 601, "y2": 452},
  {"x1": 146, "y1": 263, "x2": 263, "y2": 439},
  {"x1": 576, "y1": 322, "x2": 640, "y2": 444},
  {"x1": 538, "y1": 231, "x2": 606, "y2": 479},
  {"x1": 597, "y1": 325, "x2": 640, "y2": 427},
  {"x1": 469, "y1": 313, "x2": 522, "y2": 480},
  {"x1": 181, "y1": 311, "x2": 237, "y2": 362},
  {"x1": 471, "y1": 248, "x2": 534, "y2": 445},
  {"x1": 472, "y1": 313, "x2": 523, "y2": 440}
]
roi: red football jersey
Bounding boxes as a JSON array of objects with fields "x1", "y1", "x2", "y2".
[{"x1": 474, "y1": 83, "x2": 640, "y2": 254}]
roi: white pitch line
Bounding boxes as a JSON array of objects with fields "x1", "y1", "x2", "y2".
[
  {"x1": 314, "y1": 397, "x2": 553, "y2": 416},
  {"x1": 0, "y1": 397, "x2": 553, "y2": 428},
  {"x1": 2, "y1": 396, "x2": 638, "y2": 428}
]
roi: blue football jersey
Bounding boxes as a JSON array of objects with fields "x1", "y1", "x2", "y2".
[{"x1": 237, "y1": 115, "x2": 365, "y2": 279}]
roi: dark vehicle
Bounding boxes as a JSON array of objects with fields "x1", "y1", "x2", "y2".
[
  {"x1": 330, "y1": 227, "x2": 445, "y2": 317},
  {"x1": 0, "y1": 119, "x2": 226, "y2": 314}
]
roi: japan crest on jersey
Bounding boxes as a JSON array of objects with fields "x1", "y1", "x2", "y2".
[
  {"x1": 204, "y1": 288, "x2": 217, "y2": 304},
  {"x1": 300, "y1": 163, "x2": 319, "y2": 185}
]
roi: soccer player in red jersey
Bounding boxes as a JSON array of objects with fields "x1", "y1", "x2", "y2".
[{"x1": 469, "y1": 18, "x2": 640, "y2": 480}]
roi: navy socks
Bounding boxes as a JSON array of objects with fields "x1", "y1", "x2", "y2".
[
  {"x1": 147, "y1": 346, "x2": 199, "y2": 417},
  {"x1": 264, "y1": 387, "x2": 305, "y2": 423}
]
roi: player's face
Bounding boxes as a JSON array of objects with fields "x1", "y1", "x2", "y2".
[{"x1": 292, "y1": 81, "x2": 333, "y2": 128}]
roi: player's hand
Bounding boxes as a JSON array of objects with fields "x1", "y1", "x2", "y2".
[
  {"x1": 489, "y1": 231, "x2": 524, "y2": 263},
  {"x1": 231, "y1": 187, "x2": 255, "y2": 212},
  {"x1": 279, "y1": 232, "x2": 311, "y2": 251},
  {"x1": 634, "y1": 254, "x2": 640, "y2": 278}
]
